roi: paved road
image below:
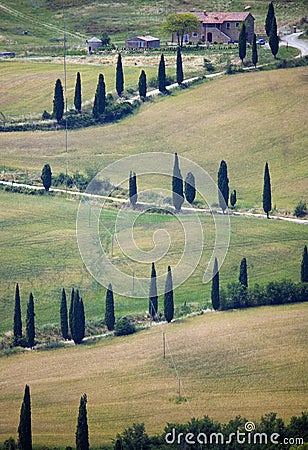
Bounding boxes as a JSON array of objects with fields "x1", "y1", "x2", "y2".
[{"x1": 280, "y1": 32, "x2": 308, "y2": 56}]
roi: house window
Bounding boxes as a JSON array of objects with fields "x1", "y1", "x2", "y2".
[
  {"x1": 207, "y1": 23, "x2": 215, "y2": 28},
  {"x1": 192, "y1": 32, "x2": 198, "y2": 38},
  {"x1": 235, "y1": 22, "x2": 240, "y2": 28},
  {"x1": 226, "y1": 22, "x2": 230, "y2": 29}
]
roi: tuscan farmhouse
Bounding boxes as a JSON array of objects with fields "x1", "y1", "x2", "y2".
[
  {"x1": 172, "y1": 11, "x2": 255, "y2": 44},
  {"x1": 125, "y1": 35, "x2": 160, "y2": 50},
  {"x1": 86, "y1": 36, "x2": 103, "y2": 53}
]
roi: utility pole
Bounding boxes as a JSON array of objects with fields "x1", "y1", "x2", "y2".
[
  {"x1": 163, "y1": 332, "x2": 166, "y2": 359},
  {"x1": 178, "y1": 378, "x2": 181, "y2": 402}
]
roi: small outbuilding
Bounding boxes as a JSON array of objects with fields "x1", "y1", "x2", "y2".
[
  {"x1": 86, "y1": 36, "x2": 102, "y2": 53},
  {"x1": 125, "y1": 35, "x2": 160, "y2": 50}
]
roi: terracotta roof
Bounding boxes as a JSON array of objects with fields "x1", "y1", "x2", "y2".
[
  {"x1": 194, "y1": 11, "x2": 253, "y2": 24},
  {"x1": 127, "y1": 35, "x2": 160, "y2": 42}
]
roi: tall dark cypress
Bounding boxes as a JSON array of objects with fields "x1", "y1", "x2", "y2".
[
  {"x1": 138, "y1": 69, "x2": 147, "y2": 98},
  {"x1": 26, "y1": 293, "x2": 35, "y2": 348},
  {"x1": 74, "y1": 71, "x2": 82, "y2": 112},
  {"x1": 158, "y1": 54, "x2": 166, "y2": 93},
  {"x1": 93, "y1": 73, "x2": 106, "y2": 119},
  {"x1": 184, "y1": 172, "x2": 196, "y2": 205},
  {"x1": 211, "y1": 257, "x2": 219, "y2": 311},
  {"x1": 269, "y1": 16, "x2": 279, "y2": 59},
  {"x1": 301, "y1": 245, "x2": 308, "y2": 283},
  {"x1": 70, "y1": 289, "x2": 85, "y2": 345},
  {"x1": 252, "y1": 33, "x2": 258, "y2": 68},
  {"x1": 129, "y1": 171, "x2": 137, "y2": 208},
  {"x1": 60, "y1": 288, "x2": 69, "y2": 340},
  {"x1": 116, "y1": 53, "x2": 124, "y2": 96},
  {"x1": 218, "y1": 160, "x2": 229, "y2": 213},
  {"x1": 149, "y1": 262, "x2": 158, "y2": 321},
  {"x1": 105, "y1": 283, "x2": 115, "y2": 331},
  {"x1": 53, "y1": 78, "x2": 64, "y2": 124},
  {"x1": 263, "y1": 161, "x2": 272, "y2": 218},
  {"x1": 76, "y1": 394, "x2": 89, "y2": 450},
  {"x1": 18, "y1": 385, "x2": 32, "y2": 450},
  {"x1": 238, "y1": 22, "x2": 247, "y2": 63},
  {"x1": 265, "y1": 2, "x2": 275, "y2": 36},
  {"x1": 13, "y1": 283, "x2": 22, "y2": 345},
  {"x1": 69, "y1": 287, "x2": 75, "y2": 338},
  {"x1": 41, "y1": 164, "x2": 52, "y2": 192},
  {"x1": 239, "y1": 257, "x2": 248, "y2": 288},
  {"x1": 172, "y1": 152, "x2": 184, "y2": 212},
  {"x1": 164, "y1": 266, "x2": 174, "y2": 323},
  {"x1": 176, "y1": 46, "x2": 184, "y2": 85}
]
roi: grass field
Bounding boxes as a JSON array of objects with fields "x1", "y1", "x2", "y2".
[
  {"x1": 0, "y1": 302, "x2": 307, "y2": 446},
  {"x1": 0, "y1": 189, "x2": 307, "y2": 336}
]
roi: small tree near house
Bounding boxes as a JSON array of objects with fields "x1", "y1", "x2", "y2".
[
  {"x1": 158, "y1": 54, "x2": 166, "y2": 93},
  {"x1": 239, "y1": 23, "x2": 247, "y2": 63},
  {"x1": 262, "y1": 161, "x2": 272, "y2": 218},
  {"x1": 116, "y1": 53, "x2": 124, "y2": 96},
  {"x1": 41, "y1": 164, "x2": 52, "y2": 191},
  {"x1": 53, "y1": 78, "x2": 64, "y2": 124},
  {"x1": 138, "y1": 70, "x2": 147, "y2": 98}
]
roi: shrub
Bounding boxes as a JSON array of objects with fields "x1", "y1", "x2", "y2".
[
  {"x1": 294, "y1": 200, "x2": 307, "y2": 217},
  {"x1": 42, "y1": 110, "x2": 52, "y2": 120},
  {"x1": 114, "y1": 317, "x2": 136, "y2": 336}
]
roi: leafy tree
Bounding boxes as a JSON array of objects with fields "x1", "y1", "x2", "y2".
[
  {"x1": 93, "y1": 73, "x2": 106, "y2": 119},
  {"x1": 301, "y1": 245, "x2": 308, "y2": 282},
  {"x1": 184, "y1": 172, "x2": 196, "y2": 204},
  {"x1": 176, "y1": 46, "x2": 184, "y2": 85},
  {"x1": 114, "y1": 438, "x2": 123, "y2": 450},
  {"x1": 60, "y1": 288, "x2": 69, "y2": 340},
  {"x1": 70, "y1": 289, "x2": 85, "y2": 345},
  {"x1": 252, "y1": 33, "x2": 258, "y2": 67},
  {"x1": 211, "y1": 257, "x2": 219, "y2": 310},
  {"x1": 218, "y1": 160, "x2": 229, "y2": 213},
  {"x1": 116, "y1": 53, "x2": 124, "y2": 96},
  {"x1": 18, "y1": 385, "x2": 32, "y2": 450},
  {"x1": 238, "y1": 22, "x2": 247, "y2": 63},
  {"x1": 76, "y1": 394, "x2": 89, "y2": 450},
  {"x1": 138, "y1": 69, "x2": 147, "y2": 98},
  {"x1": 53, "y1": 78, "x2": 64, "y2": 124},
  {"x1": 105, "y1": 283, "x2": 115, "y2": 331},
  {"x1": 162, "y1": 13, "x2": 200, "y2": 47},
  {"x1": 149, "y1": 262, "x2": 158, "y2": 321},
  {"x1": 164, "y1": 266, "x2": 174, "y2": 323},
  {"x1": 41, "y1": 164, "x2": 52, "y2": 191},
  {"x1": 158, "y1": 54, "x2": 166, "y2": 93},
  {"x1": 74, "y1": 72, "x2": 82, "y2": 112},
  {"x1": 117, "y1": 423, "x2": 150, "y2": 450},
  {"x1": 26, "y1": 293, "x2": 35, "y2": 348},
  {"x1": 239, "y1": 257, "x2": 248, "y2": 288},
  {"x1": 294, "y1": 200, "x2": 307, "y2": 217},
  {"x1": 114, "y1": 317, "x2": 136, "y2": 336},
  {"x1": 172, "y1": 152, "x2": 184, "y2": 212},
  {"x1": 101, "y1": 31, "x2": 111, "y2": 46},
  {"x1": 262, "y1": 161, "x2": 272, "y2": 218},
  {"x1": 129, "y1": 171, "x2": 137, "y2": 208},
  {"x1": 230, "y1": 189, "x2": 237, "y2": 208},
  {"x1": 265, "y1": 2, "x2": 275, "y2": 37},
  {"x1": 269, "y1": 16, "x2": 279, "y2": 59},
  {"x1": 13, "y1": 283, "x2": 22, "y2": 345}
]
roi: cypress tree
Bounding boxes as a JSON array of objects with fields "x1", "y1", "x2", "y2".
[
  {"x1": 149, "y1": 262, "x2": 158, "y2": 321},
  {"x1": 211, "y1": 257, "x2": 219, "y2": 311},
  {"x1": 53, "y1": 78, "x2": 64, "y2": 124},
  {"x1": 239, "y1": 257, "x2": 248, "y2": 288},
  {"x1": 184, "y1": 172, "x2": 196, "y2": 205},
  {"x1": 69, "y1": 287, "x2": 74, "y2": 339},
  {"x1": 60, "y1": 288, "x2": 69, "y2": 340},
  {"x1": 18, "y1": 385, "x2": 32, "y2": 450},
  {"x1": 138, "y1": 69, "x2": 147, "y2": 98},
  {"x1": 93, "y1": 73, "x2": 106, "y2": 119},
  {"x1": 176, "y1": 46, "x2": 184, "y2": 85},
  {"x1": 263, "y1": 161, "x2": 272, "y2": 218},
  {"x1": 70, "y1": 289, "x2": 85, "y2": 345},
  {"x1": 13, "y1": 283, "x2": 22, "y2": 345},
  {"x1": 74, "y1": 71, "x2": 82, "y2": 112},
  {"x1": 252, "y1": 33, "x2": 258, "y2": 68},
  {"x1": 301, "y1": 245, "x2": 308, "y2": 282},
  {"x1": 26, "y1": 293, "x2": 35, "y2": 348},
  {"x1": 164, "y1": 266, "x2": 174, "y2": 323},
  {"x1": 265, "y1": 2, "x2": 275, "y2": 37},
  {"x1": 76, "y1": 394, "x2": 89, "y2": 450},
  {"x1": 239, "y1": 22, "x2": 247, "y2": 63},
  {"x1": 41, "y1": 164, "x2": 52, "y2": 191},
  {"x1": 129, "y1": 171, "x2": 137, "y2": 208},
  {"x1": 158, "y1": 54, "x2": 166, "y2": 93},
  {"x1": 230, "y1": 189, "x2": 237, "y2": 208},
  {"x1": 172, "y1": 152, "x2": 184, "y2": 212},
  {"x1": 218, "y1": 160, "x2": 229, "y2": 213},
  {"x1": 105, "y1": 283, "x2": 115, "y2": 331},
  {"x1": 269, "y1": 16, "x2": 279, "y2": 59},
  {"x1": 116, "y1": 53, "x2": 124, "y2": 96}
]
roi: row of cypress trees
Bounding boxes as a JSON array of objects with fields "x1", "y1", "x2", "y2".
[
  {"x1": 13, "y1": 285, "x2": 35, "y2": 348},
  {"x1": 149, "y1": 263, "x2": 174, "y2": 323}
]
